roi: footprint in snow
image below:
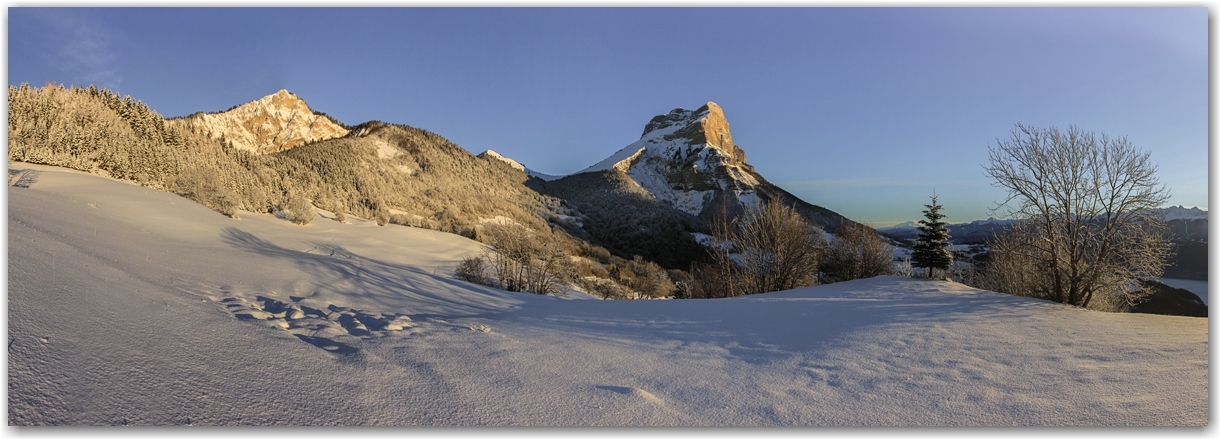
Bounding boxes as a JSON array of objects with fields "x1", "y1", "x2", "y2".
[{"x1": 216, "y1": 292, "x2": 415, "y2": 355}]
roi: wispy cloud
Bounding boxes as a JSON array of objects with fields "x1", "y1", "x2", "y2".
[{"x1": 38, "y1": 10, "x2": 122, "y2": 89}]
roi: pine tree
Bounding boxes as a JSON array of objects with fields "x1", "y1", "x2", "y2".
[{"x1": 912, "y1": 194, "x2": 953, "y2": 279}]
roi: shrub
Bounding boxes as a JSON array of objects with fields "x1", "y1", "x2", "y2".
[
  {"x1": 820, "y1": 220, "x2": 894, "y2": 283},
  {"x1": 283, "y1": 195, "x2": 316, "y2": 225},
  {"x1": 455, "y1": 256, "x2": 490, "y2": 285}
]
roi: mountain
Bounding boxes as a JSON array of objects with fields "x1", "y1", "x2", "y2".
[
  {"x1": 1161, "y1": 205, "x2": 1208, "y2": 221},
  {"x1": 171, "y1": 89, "x2": 349, "y2": 154},
  {"x1": 879, "y1": 218, "x2": 1015, "y2": 244},
  {"x1": 531, "y1": 102, "x2": 859, "y2": 267},
  {"x1": 576, "y1": 103, "x2": 764, "y2": 218},
  {"x1": 478, "y1": 149, "x2": 560, "y2": 181},
  {"x1": 560, "y1": 102, "x2": 852, "y2": 228},
  {"x1": 882, "y1": 206, "x2": 1208, "y2": 245}
]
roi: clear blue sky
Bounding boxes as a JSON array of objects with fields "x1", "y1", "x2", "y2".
[{"x1": 8, "y1": 7, "x2": 1208, "y2": 227}]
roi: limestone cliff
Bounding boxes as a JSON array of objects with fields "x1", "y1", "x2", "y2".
[{"x1": 171, "y1": 90, "x2": 349, "y2": 154}]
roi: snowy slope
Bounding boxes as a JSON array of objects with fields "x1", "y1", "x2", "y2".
[
  {"x1": 478, "y1": 149, "x2": 560, "y2": 181},
  {"x1": 8, "y1": 162, "x2": 1208, "y2": 426}
]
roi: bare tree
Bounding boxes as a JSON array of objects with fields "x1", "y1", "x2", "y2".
[
  {"x1": 732, "y1": 200, "x2": 826, "y2": 296},
  {"x1": 983, "y1": 124, "x2": 1171, "y2": 309},
  {"x1": 690, "y1": 203, "x2": 741, "y2": 298},
  {"x1": 481, "y1": 223, "x2": 572, "y2": 296},
  {"x1": 820, "y1": 219, "x2": 894, "y2": 283}
]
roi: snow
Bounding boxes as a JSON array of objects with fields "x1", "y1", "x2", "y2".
[
  {"x1": 1158, "y1": 205, "x2": 1209, "y2": 221},
  {"x1": 579, "y1": 144, "x2": 648, "y2": 174},
  {"x1": 481, "y1": 149, "x2": 525, "y2": 171},
  {"x1": 524, "y1": 169, "x2": 561, "y2": 181},
  {"x1": 8, "y1": 162, "x2": 1208, "y2": 426},
  {"x1": 480, "y1": 149, "x2": 561, "y2": 181},
  {"x1": 373, "y1": 138, "x2": 401, "y2": 159}
]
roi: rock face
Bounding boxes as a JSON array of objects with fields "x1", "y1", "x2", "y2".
[
  {"x1": 173, "y1": 90, "x2": 349, "y2": 154},
  {"x1": 572, "y1": 102, "x2": 852, "y2": 234},
  {"x1": 578, "y1": 102, "x2": 766, "y2": 219},
  {"x1": 533, "y1": 102, "x2": 859, "y2": 267}
]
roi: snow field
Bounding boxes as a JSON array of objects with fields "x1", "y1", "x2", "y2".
[{"x1": 7, "y1": 162, "x2": 1208, "y2": 426}]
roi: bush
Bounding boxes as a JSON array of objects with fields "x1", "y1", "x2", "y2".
[
  {"x1": 482, "y1": 223, "x2": 572, "y2": 296},
  {"x1": 171, "y1": 167, "x2": 239, "y2": 218},
  {"x1": 454, "y1": 256, "x2": 490, "y2": 285},
  {"x1": 692, "y1": 200, "x2": 825, "y2": 298},
  {"x1": 580, "y1": 277, "x2": 633, "y2": 300},
  {"x1": 334, "y1": 211, "x2": 347, "y2": 223},
  {"x1": 283, "y1": 195, "x2": 316, "y2": 225},
  {"x1": 374, "y1": 208, "x2": 390, "y2": 226},
  {"x1": 626, "y1": 256, "x2": 675, "y2": 298},
  {"x1": 820, "y1": 220, "x2": 894, "y2": 283}
]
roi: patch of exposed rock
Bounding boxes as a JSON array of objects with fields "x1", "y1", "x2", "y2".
[{"x1": 171, "y1": 90, "x2": 349, "y2": 154}]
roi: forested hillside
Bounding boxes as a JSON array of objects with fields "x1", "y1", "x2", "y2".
[{"x1": 9, "y1": 83, "x2": 567, "y2": 241}]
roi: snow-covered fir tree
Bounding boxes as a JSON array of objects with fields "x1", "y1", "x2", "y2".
[{"x1": 912, "y1": 194, "x2": 953, "y2": 278}]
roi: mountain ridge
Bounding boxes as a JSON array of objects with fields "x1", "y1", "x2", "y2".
[{"x1": 170, "y1": 89, "x2": 349, "y2": 154}]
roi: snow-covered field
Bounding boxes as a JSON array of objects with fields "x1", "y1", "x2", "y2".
[{"x1": 7, "y1": 163, "x2": 1208, "y2": 426}]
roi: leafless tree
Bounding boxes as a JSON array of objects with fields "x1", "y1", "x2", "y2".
[
  {"x1": 732, "y1": 200, "x2": 826, "y2": 296},
  {"x1": 820, "y1": 219, "x2": 894, "y2": 283},
  {"x1": 481, "y1": 223, "x2": 571, "y2": 296},
  {"x1": 983, "y1": 124, "x2": 1172, "y2": 309}
]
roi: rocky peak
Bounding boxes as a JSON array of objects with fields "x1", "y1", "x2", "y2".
[
  {"x1": 174, "y1": 89, "x2": 349, "y2": 154},
  {"x1": 578, "y1": 101, "x2": 764, "y2": 218}
]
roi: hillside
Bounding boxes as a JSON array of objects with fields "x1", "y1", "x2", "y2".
[
  {"x1": 9, "y1": 162, "x2": 1207, "y2": 426},
  {"x1": 8, "y1": 84, "x2": 571, "y2": 244}
]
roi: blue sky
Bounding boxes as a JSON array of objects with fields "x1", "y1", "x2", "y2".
[{"x1": 8, "y1": 7, "x2": 1208, "y2": 226}]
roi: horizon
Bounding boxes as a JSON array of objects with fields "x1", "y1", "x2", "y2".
[{"x1": 8, "y1": 7, "x2": 1208, "y2": 227}]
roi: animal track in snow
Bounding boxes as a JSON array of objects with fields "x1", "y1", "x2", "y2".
[{"x1": 216, "y1": 295, "x2": 414, "y2": 355}]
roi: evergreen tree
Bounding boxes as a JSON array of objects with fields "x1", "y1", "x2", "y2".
[{"x1": 912, "y1": 194, "x2": 953, "y2": 278}]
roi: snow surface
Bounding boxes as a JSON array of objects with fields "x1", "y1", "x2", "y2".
[
  {"x1": 7, "y1": 162, "x2": 1208, "y2": 426},
  {"x1": 480, "y1": 149, "x2": 560, "y2": 181},
  {"x1": 579, "y1": 144, "x2": 648, "y2": 175}
]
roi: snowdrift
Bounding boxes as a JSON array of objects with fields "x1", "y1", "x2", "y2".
[{"x1": 8, "y1": 163, "x2": 1207, "y2": 426}]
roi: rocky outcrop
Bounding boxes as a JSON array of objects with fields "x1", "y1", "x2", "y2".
[
  {"x1": 171, "y1": 90, "x2": 349, "y2": 154},
  {"x1": 579, "y1": 102, "x2": 764, "y2": 219},
  {"x1": 572, "y1": 102, "x2": 854, "y2": 233}
]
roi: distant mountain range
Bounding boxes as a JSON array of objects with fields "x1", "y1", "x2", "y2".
[{"x1": 880, "y1": 206, "x2": 1207, "y2": 245}]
